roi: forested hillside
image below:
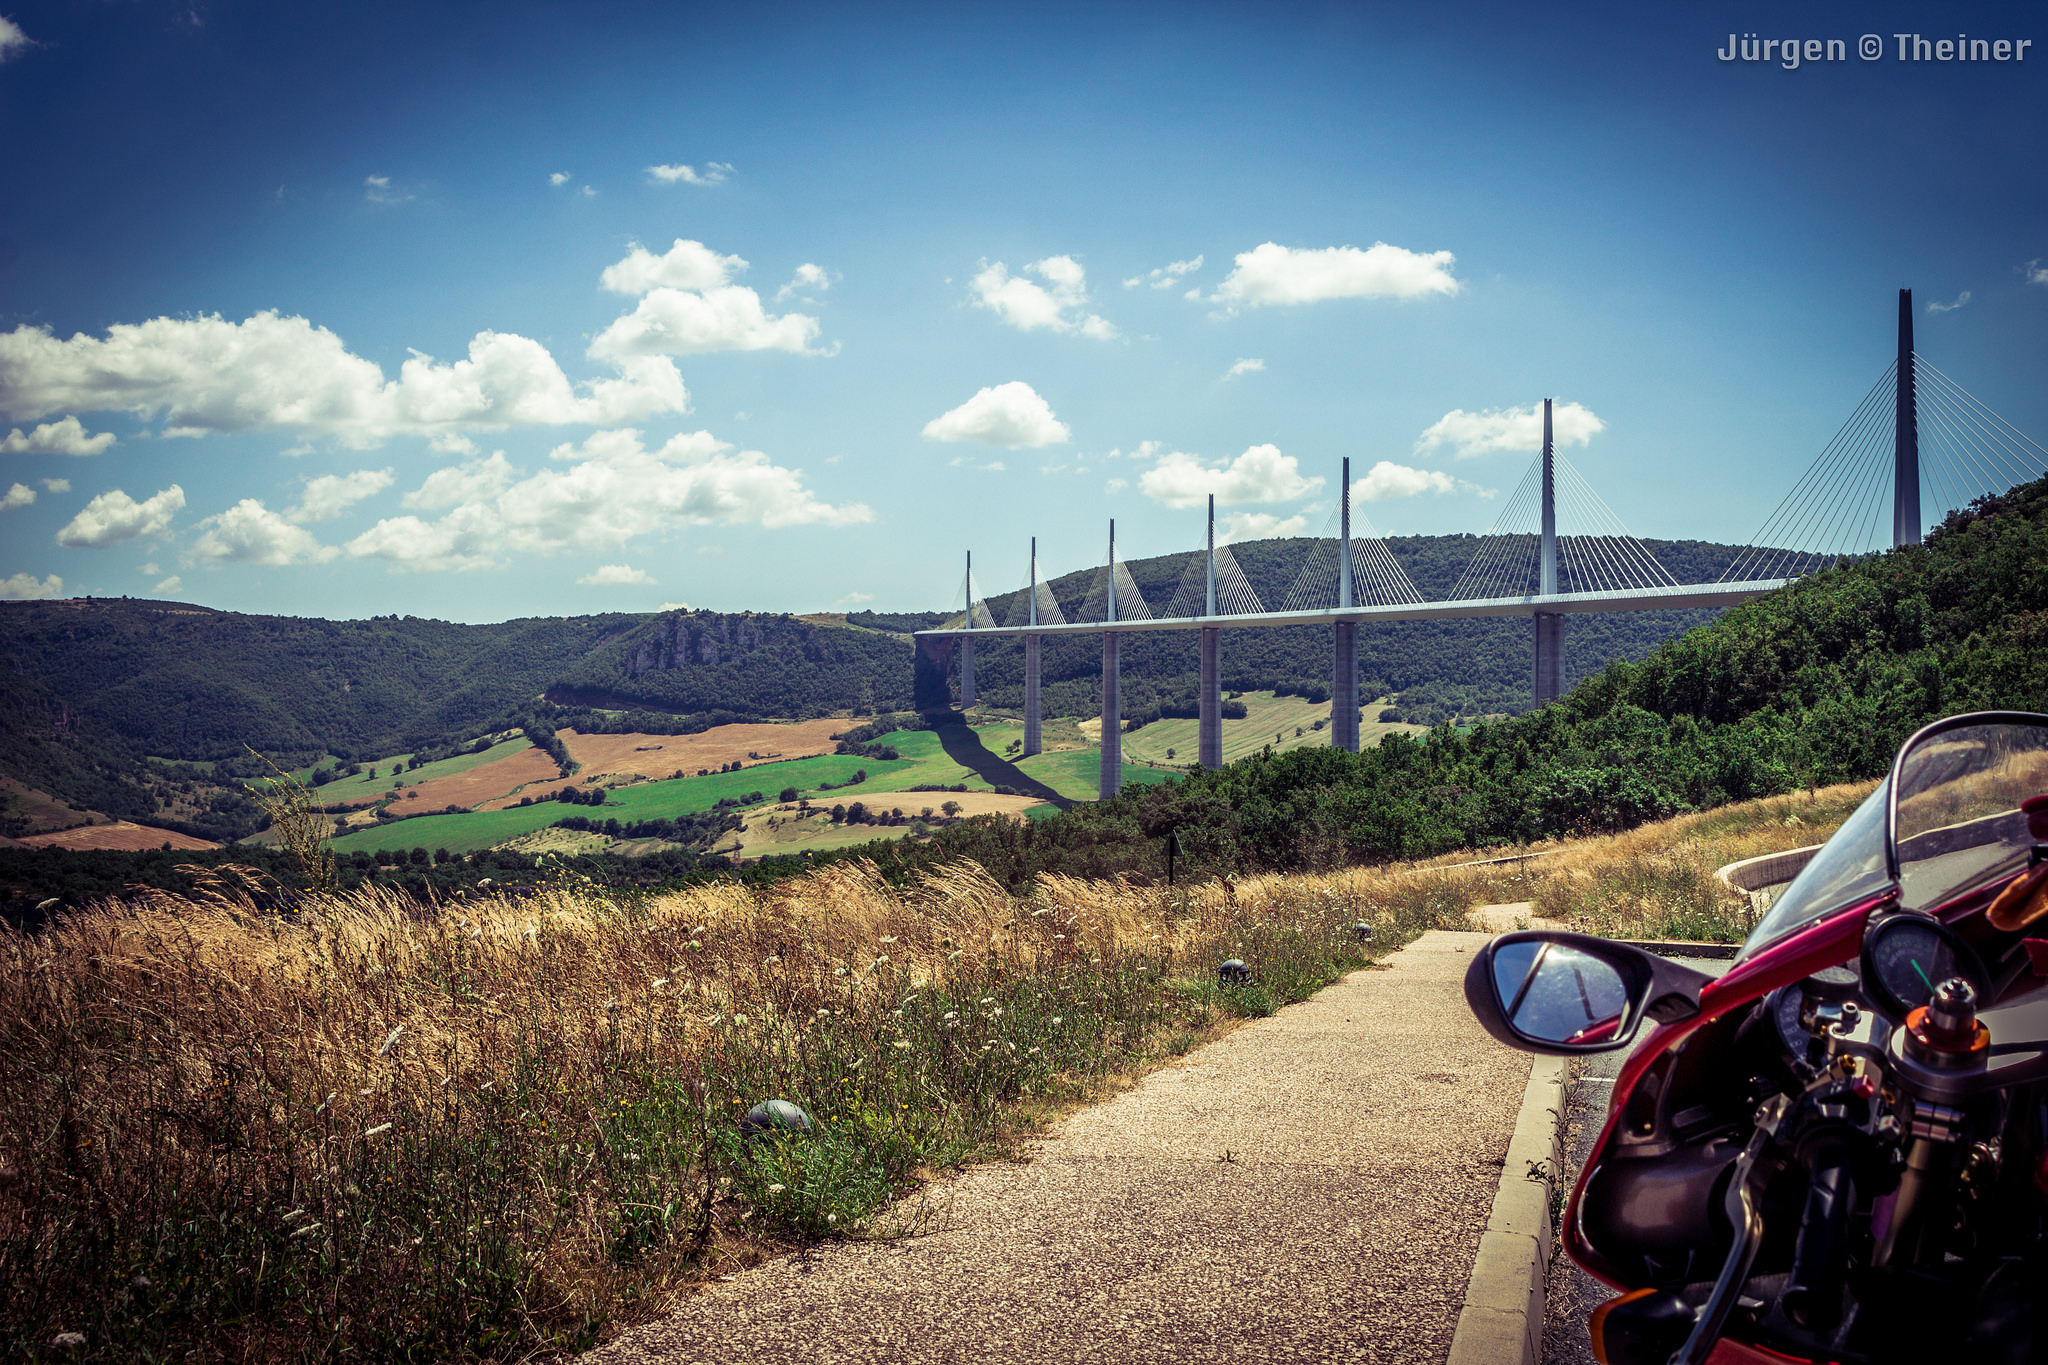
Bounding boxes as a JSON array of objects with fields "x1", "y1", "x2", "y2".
[
  {"x1": 0, "y1": 599, "x2": 646, "y2": 760},
  {"x1": 823, "y1": 477, "x2": 2048, "y2": 887}
]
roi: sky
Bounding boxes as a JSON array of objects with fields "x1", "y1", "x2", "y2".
[{"x1": 2, "y1": 0, "x2": 2045, "y2": 622}]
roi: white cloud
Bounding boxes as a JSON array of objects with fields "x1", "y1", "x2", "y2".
[
  {"x1": 40, "y1": 478, "x2": 69, "y2": 493},
  {"x1": 348, "y1": 428, "x2": 869, "y2": 573},
  {"x1": 289, "y1": 468, "x2": 394, "y2": 523},
  {"x1": 835, "y1": 591, "x2": 874, "y2": 606},
  {"x1": 578, "y1": 563, "x2": 656, "y2": 586},
  {"x1": 139, "y1": 563, "x2": 158, "y2": 575},
  {"x1": 921, "y1": 382, "x2": 1070, "y2": 448},
  {"x1": 1351, "y1": 460, "x2": 1492, "y2": 501},
  {"x1": 1927, "y1": 290, "x2": 1972, "y2": 314},
  {"x1": 600, "y1": 240, "x2": 746, "y2": 295},
  {"x1": 1, "y1": 482, "x2": 33, "y2": 510},
  {"x1": 0, "y1": 572, "x2": 62, "y2": 599},
  {"x1": 192, "y1": 499, "x2": 339, "y2": 565},
  {"x1": 2027, "y1": 260, "x2": 2048, "y2": 287},
  {"x1": 1124, "y1": 256, "x2": 1203, "y2": 290},
  {"x1": 646, "y1": 162, "x2": 732, "y2": 185},
  {"x1": 1217, "y1": 511, "x2": 1309, "y2": 544},
  {"x1": 657, "y1": 599, "x2": 692, "y2": 611},
  {"x1": 0, "y1": 17, "x2": 32, "y2": 62},
  {"x1": 55, "y1": 485, "x2": 185, "y2": 547},
  {"x1": 589, "y1": 240, "x2": 827, "y2": 358},
  {"x1": 1105, "y1": 477, "x2": 1128, "y2": 493},
  {"x1": 0, "y1": 415, "x2": 117, "y2": 455},
  {"x1": 549, "y1": 172, "x2": 572, "y2": 187},
  {"x1": 1137, "y1": 443, "x2": 1321, "y2": 509},
  {"x1": 578, "y1": 185, "x2": 596, "y2": 198},
  {"x1": 363, "y1": 175, "x2": 413, "y2": 205},
  {"x1": 153, "y1": 575, "x2": 181, "y2": 594},
  {"x1": 1223, "y1": 358, "x2": 1265, "y2": 380},
  {"x1": 1414, "y1": 400, "x2": 1605, "y2": 459},
  {"x1": 968, "y1": 256, "x2": 1118, "y2": 339},
  {"x1": 429, "y1": 432, "x2": 479, "y2": 456},
  {"x1": 1210, "y1": 241, "x2": 1460, "y2": 309},
  {"x1": 775, "y1": 263, "x2": 833, "y2": 303},
  {"x1": 0, "y1": 312, "x2": 688, "y2": 446}
]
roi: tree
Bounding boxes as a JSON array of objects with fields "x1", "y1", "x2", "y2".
[
  {"x1": 779, "y1": 786, "x2": 799, "y2": 803},
  {"x1": 941, "y1": 800, "x2": 962, "y2": 818}
]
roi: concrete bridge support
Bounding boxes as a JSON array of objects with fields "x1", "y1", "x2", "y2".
[
  {"x1": 1023, "y1": 635, "x2": 1042, "y2": 756},
  {"x1": 1099, "y1": 631, "x2": 1122, "y2": 800},
  {"x1": 958, "y1": 637, "x2": 975, "y2": 709},
  {"x1": 1533, "y1": 612, "x2": 1564, "y2": 705},
  {"x1": 1331, "y1": 621, "x2": 1359, "y2": 752},
  {"x1": 1198, "y1": 627, "x2": 1222, "y2": 768}
]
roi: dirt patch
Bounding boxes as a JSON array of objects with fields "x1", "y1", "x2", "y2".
[
  {"x1": 20, "y1": 820, "x2": 218, "y2": 852},
  {"x1": 1, "y1": 777, "x2": 104, "y2": 833},
  {"x1": 366, "y1": 748, "x2": 565, "y2": 815},
  {"x1": 731, "y1": 791, "x2": 1046, "y2": 858},
  {"x1": 476, "y1": 722, "x2": 851, "y2": 809}
]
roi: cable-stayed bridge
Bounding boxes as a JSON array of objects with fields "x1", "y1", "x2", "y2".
[{"x1": 916, "y1": 291, "x2": 2048, "y2": 799}]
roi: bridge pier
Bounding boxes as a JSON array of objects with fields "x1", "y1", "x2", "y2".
[
  {"x1": 1099, "y1": 631, "x2": 1121, "y2": 800},
  {"x1": 958, "y1": 637, "x2": 975, "y2": 709},
  {"x1": 1199, "y1": 627, "x2": 1222, "y2": 768},
  {"x1": 1533, "y1": 612, "x2": 1564, "y2": 705},
  {"x1": 1331, "y1": 621, "x2": 1359, "y2": 752},
  {"x1": 1023, "y1": 635, "x2": 1042, "y2": 755}
]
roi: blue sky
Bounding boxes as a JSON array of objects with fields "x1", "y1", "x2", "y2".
[{"x1": 2, "y1": 1, "x2": 2044, "y2": 622}]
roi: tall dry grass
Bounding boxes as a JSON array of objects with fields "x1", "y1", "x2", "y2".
[{"x1": 0, "y1": 854, "x2": 1528, "y2": 1363}]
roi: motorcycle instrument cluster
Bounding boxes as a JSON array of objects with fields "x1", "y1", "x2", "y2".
[{"x1": 1857, "y1": 912, "x2": 1990, "y2": 1022}]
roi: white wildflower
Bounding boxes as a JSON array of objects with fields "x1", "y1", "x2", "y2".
[
  {"x1": 766, "y1": 1183, "x2": 786, "y2": 1195},
  {"x1": 364, "y1": 1123, "x2": 392, "y2": 1138},
  {"x1": 892, "y1": 1040, "x2": 911, "y2": 1049},
  {"x1": 374, "y1": 1025, "x2": 405, "y2": 1058}
]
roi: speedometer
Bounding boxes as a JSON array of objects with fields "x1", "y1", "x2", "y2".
[{"x1": 1858, "y1": 914, "x2": 1990, "y2": 1022}]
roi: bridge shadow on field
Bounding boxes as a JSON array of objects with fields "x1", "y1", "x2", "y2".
[{"x1": 930, "y1": 717, "x2": 1073, "y2": 810}]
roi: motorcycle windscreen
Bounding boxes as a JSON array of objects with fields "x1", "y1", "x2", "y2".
[
  {"x1": 1741, "y1": 776, "x2": 1892, "y2": 956},
  {"x1": 1892, "y1": 720, "x2": 2048, "y2": 911}
]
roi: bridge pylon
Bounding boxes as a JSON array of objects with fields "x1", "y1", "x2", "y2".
[
  {"x1": 1894, "y1": 289, "x2": 1920, "y2": 548},
  {"x1": 959, "y1": 549, "x2": 977, "y2": 708},
  {"x1": 1533, "y1": 399, "x2": 1565, "y2": 706},
  {"x1": 1099, "y1": 520, "x2": 1123, "y2": 802},
  {"x1": 1198, "y1": 496, "x2": 1223, "y2": 769},
  {"x1": 1023, "y1": 536, "x2": 1043, "y2": 757}
]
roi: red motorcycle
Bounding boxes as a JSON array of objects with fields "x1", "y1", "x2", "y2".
[{"x1": 1466, "y1": 712, "x2": 2048, "y2": 1365}]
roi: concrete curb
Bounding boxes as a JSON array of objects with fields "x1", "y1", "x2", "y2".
[{"x1": 1446, "y1": 1053, "x2": 1569, "y2": 1365}]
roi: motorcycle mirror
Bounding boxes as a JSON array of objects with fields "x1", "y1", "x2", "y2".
[{"x1": 1463, "y1": 931, "x2": 1718, "y2": 1056}]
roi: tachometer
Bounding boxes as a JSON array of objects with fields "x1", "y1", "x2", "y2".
[{"x1": 1858, "y1": 913, "x2": 1990, "y2": 1021}]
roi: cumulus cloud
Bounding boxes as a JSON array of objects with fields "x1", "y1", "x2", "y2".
[
  {"x1": 1351, "y1": 460, "x2": 1492, "y2": 501},
  {"x1": 578, "y1": 563, "x2": 656, "y2": 586},
  {"x1": 657, "y1": 599, "x2": 692, "y2": 611},
  {"x1": 55, "y1": 485, "x2": 186, "y2": 547},
  {"x1": 0, "y1": 572, "x2": 62, "y2": 599},
  {"x1": 775, "y1": 263, "x2": 833, "y2": 303},
  {"x1": 646, "y1": 162, "x2": 733, "y2": 185},
  {"x1": 0, "y1": 415, "x2": 117, "y2": 455},
  {"x1": 2027, "y1": 261, "x2": 2048, "y2": 287},
  {"x1": 836, "y1": 591, "x2": 874, "y2": 606},
  {"x1": 1223, "y1": 358, "x2": 1265, "y2": 380},
  {"x1": 921, "y1": 382, "x2": 1070, "y2": 448},
  {"x1": 0, "y1": 16, "x2": 32, "y2": 62},
  {"x1": 0, "y1": 312, "x2": 688, "y2": 446},
  {"x1": 1927, "y1": 291, "x2": 1972, "y2": 314},
  {"x1": 1217, "y1": 511, "x2": 1309, "y2": 544},
  {"x1": 192, "y1": 500, "x2": 338, "y2": 565},
  {"x1": 969, "y1": 256, "x2": 1117, "y2": 339},
  {"x1": 1210, "y1": 241, "x2": 1459, "y2": 309},
  {"x1": 154, "y1": 575, "x2": 181, "y2": 594},
  {"x1": 1137, "y1": 444, "x2": 1321, "y2": 509},
  {"x1": 590, "y1": 240, "x2": 828, "y2": 358},
  {"x1": 549, "y1": 171, "x2": 572, "y2": 187},
  {"x1": 347, "y1": 428, "x2": 869, "y2": 573},
  {"x1": 1413, "y1": 400, "x2": 1605, "y2": 459},
  {"x1": 1124, "y1": 256, "x2": 1202, "y2": 290},
  {"x1": 41, "y1": 478, "x2": 70, "y2": 493},
  {"x1": 1, "y1": 482, "x2": 32, "y2": 510},
  {"x1": 289, "y1": 468, "x2": 394, "y2": 523}
]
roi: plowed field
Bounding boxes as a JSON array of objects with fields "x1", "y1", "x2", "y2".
[{"x1": 20, "y1": 821, "x2": 219, "y2": 851}]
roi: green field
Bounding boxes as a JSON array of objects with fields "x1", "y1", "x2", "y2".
[
  {"x1": 327, "y1": 719, "x2": 1169, "y2": 856},
  {"x1": 1115, "y1": 691, "x2": 1427, "y2": 768},
  {"x1": 291, "y1": 735, "x2": 532, "y2": 797}
]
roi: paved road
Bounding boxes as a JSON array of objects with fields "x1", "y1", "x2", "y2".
[
  {"x1": 1541, "y1": 956, "x2": 1733, "y2": 1365},
  {"x1": 585, "y1": 931, "x2": 1533, "y2": 1365}
]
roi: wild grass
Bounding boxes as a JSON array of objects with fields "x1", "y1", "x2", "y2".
[
  {"x1": 0, "y1": 854, "x2": 1527, "y2": 1363},
  {"x1": 1458, "y1": 780, "x2": 1878, "y2": 942},
  {"x1": 0, "y1": 781, "x2": 1879, "y2": 1361}
]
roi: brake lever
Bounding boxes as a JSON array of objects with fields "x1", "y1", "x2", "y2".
[{"x1": 1669, "y1": 1093, "x2": 1792, "y2": 1365}]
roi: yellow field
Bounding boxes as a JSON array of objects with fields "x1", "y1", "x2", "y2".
[{"x1": 727, "y1": 790, "x2": 1049, "y2": 858}]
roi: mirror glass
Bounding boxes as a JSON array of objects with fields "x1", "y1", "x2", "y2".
[
  {"x1": 1491, "y1": 941, "x2": 1633, "y2": 1047},
  {"x1": 1894, "y1": 721, "x2": 2048, "y2": 911}
]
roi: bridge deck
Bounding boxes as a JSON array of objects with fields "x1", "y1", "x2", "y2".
[{"x1": 915, "y1": 579, "x2": 1789, "y2": 639}]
